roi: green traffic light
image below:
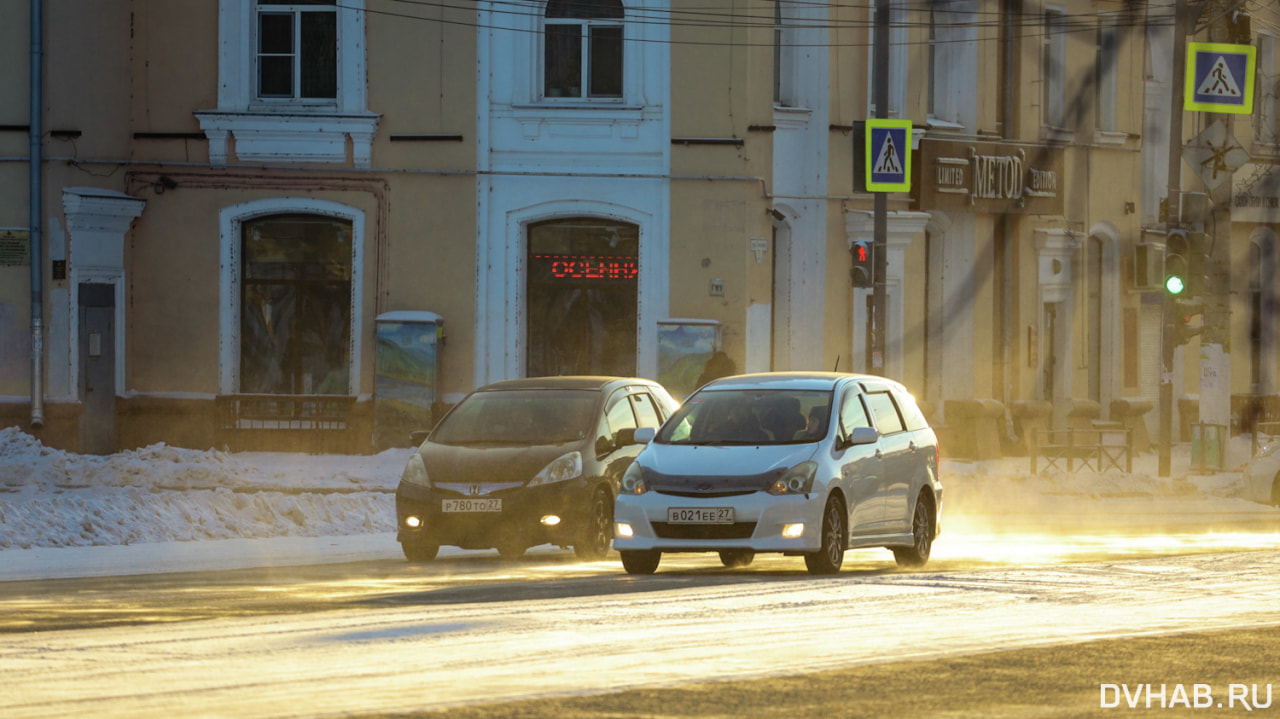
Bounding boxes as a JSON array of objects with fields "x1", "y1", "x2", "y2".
[{"x1": 1165, "y1": 275, "x2": 1186, "y2": 295}]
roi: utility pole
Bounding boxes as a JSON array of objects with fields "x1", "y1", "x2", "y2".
[
  {"x1": 871, "y1": 0, "x2": 889, "y2": 376},
  {"x1": 1159, "y1": 0, "x2": 1188, "y2": 477}
]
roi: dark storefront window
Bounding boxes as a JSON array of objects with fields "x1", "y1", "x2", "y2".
[
  {"x1": 241, "y1": 214, "x2": 352, "y2": 395},
  {"x1": 527, "y1": 218, "x2": 638, "y2": 377}
]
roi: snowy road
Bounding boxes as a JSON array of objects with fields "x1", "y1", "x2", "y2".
[{"x1": 5, "y1": 548, "x2": 1280, "y2": 718}]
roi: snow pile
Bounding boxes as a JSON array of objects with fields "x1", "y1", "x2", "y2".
[
  {"x1": 0, "y1": 425, "x2": 1274, "y2": 552},
  {"x1": 0, "y1": 427, "x2": 408, "y2": 549}
]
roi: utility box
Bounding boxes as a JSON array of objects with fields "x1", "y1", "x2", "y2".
[
  {"x1": 1190, "y1": 422, "x2": 1226, "y2": 474},
  {"x1": 375, "y1": 311, "x2": 443, "y2": 449}
]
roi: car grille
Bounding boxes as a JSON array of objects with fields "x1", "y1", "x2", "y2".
[
  {"x1": 655, "y1": 488, "x2": 757, "y2": 498},
  {"x1": 652, "y1": 522, "x2": 757, "y2": 540}
]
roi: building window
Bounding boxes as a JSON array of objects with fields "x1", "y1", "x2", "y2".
[
  {"x1": 240, "y1": 214, "x2": 353, "y2": 395},
  {"x1": 544, "y1": 0, "x2": 624, "y2": 100},
  {"x1": 867, "y1": 0, "x2": 907, "y2": 118},
  {"x1": 1095, "y1": 19, "x2": 1118, "y2": 132},
  {"x1": 1043, "y1": 8, "x2": 1067, "y2": 130},
  {"x1": 256, "y1": 0, "x2": 338, "y2": 101},
  {"x1": 773, "y1": 0, "x2": 797, "y2": 107},
  {"x1": 926, "y1": 1, "x2": 976, "y2": 129},
  {"x1": 1257, "y1": 34, "x2": 1279, "y2": 149}
]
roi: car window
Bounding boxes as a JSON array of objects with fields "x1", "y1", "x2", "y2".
[
  {"x1": 431, "y1": 390, "x2": 596, "y2": 445},
  {"x1": 864, "y1": 391, "x2": 906, "y2": 435},
  {"x1": 605, "y1": 395, "x2": 639, "y2": 436},
  {"x1": 894, "y1": 389, "x2": 931, "y2": 432},
  {"x1": 657, "y1": 389, "x2": 832, "y2": 445},
  {"x1": 838, "y1": 391, "x2": 873, "y2": 437},
  {"x1": 630, "y1": 392, "x2": 662, "y2": 428}
]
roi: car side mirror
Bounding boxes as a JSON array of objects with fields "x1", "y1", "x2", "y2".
[
  {"x1": 595, "y1": 435, "x2": 615, "y2": 457},
  {"x1": 837, "y1": 426, "x2": 879, "y2": 450},
  {"x1": 634, "y1": 427, "x2": 656, "y2": 445},
  {"x1": 614, "y1": 427, "x2": 638, "y2": 447},
  {"x1": 410, "y1": 430, "x2": 431, "y2": 447}
]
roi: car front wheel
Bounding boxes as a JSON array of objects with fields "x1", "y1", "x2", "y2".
[
  {"x1": 620, "y1": 550, "x2": 661, "y2": 574},
  {"x1": 574, "y1": 490, "x2": 614, "y2": 560},
  {"x1": 718, "y1": 549, "x2": 755, "y2": 568},
  {"x1": 893, "y1": 495, "x2": 934, "y2": 568},
  {"x1": 804, "y1": 496, "x2": 845, "y2": 575}
]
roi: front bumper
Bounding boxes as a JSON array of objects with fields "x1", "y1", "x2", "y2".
[
  {"x1": 396, "y1": 479, "x2": 594, "y2": 550},
  {"x1": 613, "y1": 490, "x2": 824, "y2": 553}
]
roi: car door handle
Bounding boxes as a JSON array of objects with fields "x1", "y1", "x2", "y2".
[
  {"x1": 874, "y1": 449, "x2": 883, "y2": 459},
  {"x1": 908, "y1": 441, "x2": 917, "y2": 452}
]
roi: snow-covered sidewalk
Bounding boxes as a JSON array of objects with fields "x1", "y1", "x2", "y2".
[{"x1": 3, "y1": 425, "x2": 1279, "y2": 581}]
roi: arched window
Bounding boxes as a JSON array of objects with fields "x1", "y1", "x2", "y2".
[
  {"x1": 544, "y1": 0, "x2": 624, "y2": 100},
  {"x1": 240, "y1": 214, "x2": 353, "y2": 395}
]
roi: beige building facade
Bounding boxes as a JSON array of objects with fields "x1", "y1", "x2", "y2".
[{"x1": 1, "y1": 0, "x2": 1277, "y2": 457}]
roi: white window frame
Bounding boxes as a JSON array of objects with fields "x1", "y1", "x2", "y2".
[
  {"x1": 254, "y1": 1, "x2": 339, "y2": 105},
  {"x1": 218, "y1": 198, "x2": 365, "y2": 397},
  {"x1": 926, "y1": 0, "x2": 977, "y2": 131},
  {"x1": 1095, "y1": 17, "x2": 1118, "y2": 134},
  {"x1": 1042, "y1": 7, "x2": 1068, "y2": 136},
  {"x1": 1257, "y1": 34, "x2": 1279, "y2": 152},
  {"x1": 541, "y1": 0, "x2": 626, "y2": 103},
  {"x1": 867, "y1": 0, "x2": 907, "y2": 119},
  {"x1": 196, "y1": 0, "x2": 379, "y2": 167}
]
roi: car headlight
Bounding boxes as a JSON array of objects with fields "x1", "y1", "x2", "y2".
[
  {"x1": 528, "y1": 451, "x2": 583, "y2": 487},
  {"x1": 401, "y1": 453, "x2": 430, "y2": 488},
  {"x1": 768, "y1": 461, "x2": 817, "y2": 496},
  {"x1": 620, "y1": 462, "x2": 650, "y2": 495}
]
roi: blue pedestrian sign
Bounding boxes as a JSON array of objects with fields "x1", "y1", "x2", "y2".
[
  {"x1": 1185, "y1": 42, "x2": 1256, "y2": 114},
  {"x1": 865, "y1": 119, "x2": 912, "y2": 192}
]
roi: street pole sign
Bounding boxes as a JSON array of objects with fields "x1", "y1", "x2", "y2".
[
  {"x1": 865, "y1": 119, "x2": 912, "y2": 192},
  {"x1": 1185, "y1": 42, "x2": 1256, "y2": 114}
]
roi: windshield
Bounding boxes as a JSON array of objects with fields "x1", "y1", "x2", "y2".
[
  {"x1": 657, "y1": 389, "x2": 832, "y2": 446},
  {"x1": 430, "y1": 390, "x2": 597, "y2": 445}
]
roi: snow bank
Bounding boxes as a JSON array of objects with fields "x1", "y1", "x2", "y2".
[{"x1": 0, "y1": 425, "x2": 1275, "y2": 552}]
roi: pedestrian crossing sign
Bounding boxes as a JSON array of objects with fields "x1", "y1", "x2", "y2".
[
  {"x1": 865, "y1": 119, "x2": 912, "y2": 192},
  {"x1": 1185, "y1": 42, "x2": 1256, "y2": 114}
]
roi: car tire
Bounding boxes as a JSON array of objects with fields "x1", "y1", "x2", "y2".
[
  {"x1": 893, "y1": 494, "x2": 934, "y2": 568},
  {"x1": 804, "y1": 496, "x2": 845, "y2": 575},
  {"x1": 718, "y1": 550, "x2": 755, "y2": 568},
  {"x1": 573, "y1": 490, "x2": 614, "y2": 560},
  {"x1": 620, "y1": 550, "x2": 661, "y2": 574},
  {"x1": 401, "y1": 539, "x2": 439, "y2": 563}
]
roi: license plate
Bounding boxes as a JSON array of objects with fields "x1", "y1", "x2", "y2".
[
  {"x1": 442, "y1": 498, "x2": 502, "y2": 513},
  {"x1": 667, "y1": 507, "x2": 734, "y2": 524}
]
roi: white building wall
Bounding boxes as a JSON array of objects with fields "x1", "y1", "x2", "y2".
[{"x1": 475, "y1": 0, "x2": 671, "y2": 386}]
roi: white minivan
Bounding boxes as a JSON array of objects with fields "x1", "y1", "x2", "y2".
[{"x1": 613, "y1": 372, "x2": 942, "y2": 575}]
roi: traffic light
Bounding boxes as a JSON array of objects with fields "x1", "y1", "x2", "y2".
[
  {"x1": 1163, "y1": 231, "x2": 1189, "y2": 296},
  {"x1": 1166, "y1": 299, "x2": 1204, "y2": 347},
  {"x1": 851, "y1": 240, "x2": 874, "y2": 288},
  {"x1": 1186, "y1": 232, "x2": 1211, "y2": 297}
]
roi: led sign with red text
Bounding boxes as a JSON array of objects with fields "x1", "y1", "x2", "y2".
[{"x1": 531, "y1": 254, "x2": 638, "y2": 282}]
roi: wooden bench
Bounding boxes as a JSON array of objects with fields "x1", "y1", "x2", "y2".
[{"x1": 1031, "y1": 427, "x2": 1132, "y2": 474}]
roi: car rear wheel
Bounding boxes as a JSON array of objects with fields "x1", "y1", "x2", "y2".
[
  {"x1": 804, "y1": 496, "x2": 845, "y2": 575},
  {"x1": 718, "y1": 549, "x2": 755, "y2": 568},
  {"x1": 893, "y1": 495, "x2": 934, "y2": 568},
  {"x1": 574, "y1": 490, "x2": 614, "y2": 560},
  {"x1": 620, "y1": 550, "x2": 661, "y2": 574},
  {"x1": 401, "y1": 539, "x2": 439, "y2": 563}
]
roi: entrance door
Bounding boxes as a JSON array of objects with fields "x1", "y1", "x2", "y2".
[
  {"x1": 526, "y1": 219, "x2": 638, "y2": 377},
  {"x1": 79, "y1": 283, "x2": 116, "y2": 454}
]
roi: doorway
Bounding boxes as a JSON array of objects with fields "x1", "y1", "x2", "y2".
[
  {"x1": 526, "y1": 218, "x2": 638, "y2": 377},
  {"x1": 79, "y1": 283, "x2": 116, "y2": 454}
]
